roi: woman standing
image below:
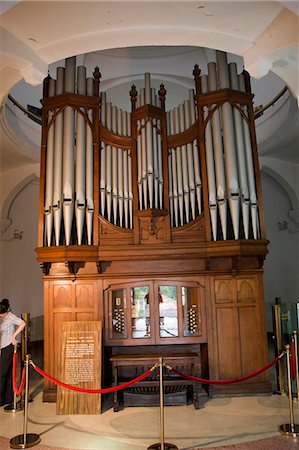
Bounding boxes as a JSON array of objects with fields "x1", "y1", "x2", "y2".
[{"x1": 0, "y1": 298, "x2": 26, "y2": 406}]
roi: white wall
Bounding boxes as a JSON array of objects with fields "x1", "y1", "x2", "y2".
[
  {"x1": 262, "y1": 171, "x2": 299, "y2": 331},
  {"x1": 0, "y1": 178, "x2": 43, "y2": 322}
]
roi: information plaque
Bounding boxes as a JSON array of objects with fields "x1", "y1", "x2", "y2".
[{"x1": 57, "y1": 321, "x2": 102, "y2": 415}]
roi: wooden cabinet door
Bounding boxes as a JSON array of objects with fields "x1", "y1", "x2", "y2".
[
  {"x1": 211, "y1": 275, "x2": 268, "y2": 381},
  {"x1": 44, "y1": 279, "x2": 101, "y2": 398}
]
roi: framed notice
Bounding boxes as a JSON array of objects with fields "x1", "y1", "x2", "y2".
[{"x1": 57, "y1": 321, "x2": 102, "y2": 415}]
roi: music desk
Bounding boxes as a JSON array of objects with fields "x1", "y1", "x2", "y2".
[{"x1": 110, "y1": 353, "x2": 206, "y2": 411}]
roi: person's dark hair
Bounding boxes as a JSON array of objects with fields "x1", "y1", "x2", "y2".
[{"x1": 0, "y1": 298, "x2": 10, "y2": 314}]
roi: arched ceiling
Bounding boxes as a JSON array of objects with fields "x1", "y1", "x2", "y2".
[
  {"x1": 0, "y1": 1, "x2": 298, "y2": 97},
  {"x1": 0, "y1": 1, "x2": 298, "y2": 172}
]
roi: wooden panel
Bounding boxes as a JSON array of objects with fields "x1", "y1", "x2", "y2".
[
  {"x1": 57, "y1": 321, "x2": 102, "y2": 414},
  {"x1": 53, "y1": 284, "x2": 72, "y2": 308},
  {"x1": 239, "y1": 306, "x2": 263, "y2": 377},
  {"x1": 236, "y1": 278, "x2": 256, "y2": 304},
  {"x1": 75, "y1": 283, "x2": 95, "y2": 308},
  {"x1": 214, "y1": 279, "x2": 236, "y2": 304},
  {"x1": 216, "y1": 307, "x2": 241, "y2": 378},
  {"x1": 43, "y1": 279, "x2": 102, "y2": 401}
]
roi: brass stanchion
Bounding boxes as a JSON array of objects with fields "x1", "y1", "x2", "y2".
[
  {"x1": 272, "y1": 304, "x2": 286, "y2": 393},
  {"x1": 148, "y1": 358, "x2": 178, "y2": 450},
  {"x1": 21, "y1": 313, "x2": 30, "y2": 406},
  {"x1": 279, "y1": 345, "x2": 299, "y2": 438},
  {"x1": 4, "y1": 344, "x2": 23, "y2": 413},
  {"x1": 293, "y1": 331, "x2": 299, "y2": 402},
  {"x1": 10, "y1": 355, "x2": 40, "y2": 449}
]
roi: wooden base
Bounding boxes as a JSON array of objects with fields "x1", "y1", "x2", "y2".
[{"x1": 209, "y1": 381, "x2": 273, "y2": 397}]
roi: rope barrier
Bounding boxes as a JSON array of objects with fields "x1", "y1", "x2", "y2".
[
  {"x1": 169, "y1": 353, "x2": 284, "y2": 385},
  {"x1": 12, "y1": 351, "x2": 26, "y2": 396},
  {"x1": 30, "y1": 360, "x2": 157, "y2": 394}
]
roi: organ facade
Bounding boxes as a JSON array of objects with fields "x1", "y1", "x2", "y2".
[{"x1": 36, "y1": 51, "x2": 271, "y2": 403}]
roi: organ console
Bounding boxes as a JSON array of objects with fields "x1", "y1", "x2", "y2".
[{"x1": 36, "y1": 51, "x2": 271, "y2": 405}]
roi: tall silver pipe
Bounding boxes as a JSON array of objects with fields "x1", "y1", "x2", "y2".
[
  {"x1": 122, "y1": 111, "x2": 129, "y2": 228},
  {"x1": 53, "y1": 67, "x2": 65, "y2": 245},
  {"x1": 44, "y1": 78, "x2": 56, "y2": 246},
  {"x1": 112, "y1": 105, "x2": 118, "y2": 225},
  {"x1": 179, "y1": 103, "x2": 190, "y2": 223},
  {"x1": 128, "y1": 152, "x2": 133, "y2": 228},
  {"x1": 75, "y1": 66, "x2": 86, "y2": 245},
  {"x1": 201, "y1": 75, "x2": 218, "y2": 240},
  {"x1": 208, "y1": 62, "x2": 227, "y2": 240},
  {"x1": 62, "y1": 56, "x2": 76, "y2": 245},
  {"x1": 140, "y1": 89, "x2": 148, "y2": 209},
  {"x1": 106, "y1": 102, "x2": 112, "y2": 222},
  {"x1": 126, "y1": 113, "x2": 133, "y2": 228},
  {"x1": 184, "y1": 99, "x2": 196, "y2": 221},
  {"x1": 229, "y1": 63, "x2": 250, "y2": 239},
  {"x1": 100, "y1": 92, "x2": 107, "y2": 218},
  {"x1": 170, "y1": 110, "x2": 179, "y2": 227},
  {"x1": 239, "y1": 74, "x2": 259, "y2": 239},
  {"x1": 157, "y1": 118, "x2": 163, "y2": 209},
  {"x1": 168, "y1": 152, "x2": 174, "y2": 227},
  {"x1": 117, "y1": 109, "x2": 124, "y2": 227},
  {"x1": 216, "y1": 51, "x2": 240, "y2": 239},
  {"x1": 145, "y1": 73, "x2": 151, "y2": 105},
  {"x1": 189, "y1": 89, "x2": 202, "y2": 216},
  {"x1": 86, "y1": 78, "x2": 94, "y2": 245},
  {"x1": 174, "y1": 106, "x2": 184, "y2": 225}
]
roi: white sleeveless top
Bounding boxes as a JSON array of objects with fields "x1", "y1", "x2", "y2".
[{"x1": 0, "y1": 312, "x2": 22, "y2": 349}]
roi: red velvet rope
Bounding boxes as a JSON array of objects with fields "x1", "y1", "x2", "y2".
[
  {"x1": 32, "y1": 363, "x2": 155, "y2": 394},
  {"x1": 291, "y1": 340, "x2": 296, "y2": 381},
  {"x1": 171, "y1": 353, "x2": 284, "y2": 385},
  {"x1": 12, "y1": 351, "x2": 26, "y2": 396}
]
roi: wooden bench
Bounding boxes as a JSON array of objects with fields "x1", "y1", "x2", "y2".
[{"x1": 110, "y1": 353, "x2": 207, "y2": 411}]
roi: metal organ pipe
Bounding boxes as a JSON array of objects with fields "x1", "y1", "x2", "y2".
[
  {"x1": 86, "y1": 78, "x2": 94, "y2": 245},
  {"x1": 52, "y1": 67, "x2": 64, "y2": 245},
  {"x1": 169, "y1": 110, "x2": 179, "y2": 227},
  {"x1": 100, "y1": 92, "x2": 107, "y2": 218},
  {"x1": 189, "y1": 89, "x2": 202, "y2": 218},
  {"x1": 105, "y1": 102, "x2": 112, "y2": 222},
  {"x1": 201, "y1": 75, "x2": 218, "y2": 241},
  {"x1": 228, "y1": 63, "x2": 250, "y2": 239},
  {"x1": 140, "y1": 88, "x2": 148, "y2": 209},
  {"x1": 174, "y1": 106, "x2": 184, "y2": 226},
  {"x1": 62, "y1": 56, "x2": 76, "y2": 245},
  {"x1": 179, "y1": 103, "x2": 190, "y2": 223},
  {"x1": 207, "y1": 61, "x2": 227, "y2": 240},
  {"x1": 127, "y1": 113, "x2": 133, "y2": 229},
  {"x1": 111, "y1": 106, "x2": 118, "y2": 224},
  {"x1": 122, "y1": 111, "x2": 129, "y2": 228},
  {"x1": 75, "y1": 66, "x2": 87, "y2": 245},
  {"x1": 184, "y1": 99, "x2": 196, "y2": 221},
  {"x1": 44, "y1": 78, "x2": 56, "y2": 246},
  {"x1": 117, "y1": 110, "x2": 124, "y2": 227},
  {"x1": 216, "y1": 51, "x2": 240, "y2": 239},
  {"x1": 239, "y1": 74, "x2": 259, "y2": 239}
]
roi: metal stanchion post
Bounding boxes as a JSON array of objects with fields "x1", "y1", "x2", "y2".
[
  {"x1": 272, "y1": 304, "x2": 286, "y2": 394},
  {"x1": 4, "y1": 344, "x2": 23, "y2": 413},
  {"x1": 279, "y1": 345, "x2": 299, "y2": 438},
  {"x1": 21, "y1": 313, "x2": 30, "y2": 406},
  {"x1": 293, "y1": 331, "x2": 299, "y2": 402},
  {"x1": 10, "y1": 355, "x2": 41, "y2": 449},
  {"x1": 148, "y1": 358, "x2": 178, "y2": 450}
]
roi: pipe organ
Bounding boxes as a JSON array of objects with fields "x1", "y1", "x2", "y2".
[{"x1": 37, "y1": 51, "x2": 270, "y2": 405}]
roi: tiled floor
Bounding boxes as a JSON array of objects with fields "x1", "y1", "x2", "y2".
[
  {"x1": 1, "y1": 339, "x2": 298, "y2": 449},
  {"x1": 1, "y1": 392, "x2": 298, "y2": 449}
]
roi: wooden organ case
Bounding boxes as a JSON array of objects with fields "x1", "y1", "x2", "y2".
[{"x1": 36, "y1": 51, "x2": 271, "y2": 406}]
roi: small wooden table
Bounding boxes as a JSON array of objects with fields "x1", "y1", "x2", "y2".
[{"x1": 110, "y1": 353, "x2": 205, "y2": 411}]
